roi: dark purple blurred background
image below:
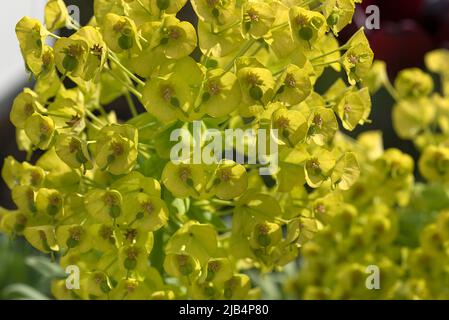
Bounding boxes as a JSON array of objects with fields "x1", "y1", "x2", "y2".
[{"x1": 350, "y1": 0, "x2": 449, "y2": 77}]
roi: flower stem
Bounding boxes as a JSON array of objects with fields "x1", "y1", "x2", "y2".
[
  {"x1": 136, "y1": 0, "x2": 152, "y2": 15},
  {"x1": 310, "y1": 44, "x2": 349, "y2": 62},
  {"x1": 383, "y1": 77, "x2": 399, "y2": 101},
  {"x1": 298, "y1": 0, "x2": 319, "y2": 8},
  {"x1": 211, "y1": 199, "x2": 235, "y2": 207},
  {"x1": 137, "y1": 122, "x2": 158, "y2": 130},
  {"x1": 215, "y1": 20, "x2": 241, "y2": 35},
  {"x1": 108, "y1": 52, "x2": 146, "y2": 87},
  {"x1": 223, "y1": 38, "x2": 257, "y2": 73},
  {"x1": 85, "y1": 109, "x2": 106, "y2": 126},
  {"x1": 312, "y1": 59, "x2": 341, "y2": 68},
  {"x1": 125, "y1": 91, "x2": 138, "y2": 117},
  {"x1": 48, "y1": 32, "x2": 61, "y2": 40},
  {"x1": 269, "y1": 21, "x2": 289, "y2": 33},
  {"x1": 97, "y1": 105, "x2": 110, "y2": 123},
  {"x1": 108, "y1": 69, "x2": 143, "y2": 100}
]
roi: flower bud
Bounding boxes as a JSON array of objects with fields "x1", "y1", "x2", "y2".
[
  {"x1": 10, "y1": 89, "x2": 41, "y2": 129},
  {"x1": 16, "y1": 17, "x2": 46, "y2": 75},
  {"x1": 209, "y1": 161, "x2": 248, "y2": 200},
  {"x1": 223, "y1": 274, "x2": 251, "y2": 300},
  {"x1": 45, "y1": 0, "x2": 69, "y2": 31},
  {"x1": 85, "y1": 189, "x2": 123, "y2": 223},
  {"x1": 12, "y1": 185, "x2": 36, "y2": 214},
  {"x1": 242, "y1": 3, "x2": 275, "y2": 38},
  {"x1": 419, "y1": 146, "x2": 449, "y2": 182},
  {"x1": 122, "y1": 193, "x2": 168, "y2": 232},
  {"x1": 164, "y1": 253, "x2": 200, "y2": 278},
  {"x1": 56, "y1": 225, "x2": 89, "y2": 252},
  {"x1": 54, "y1": 37, "x2": 88, "y2": 76},
  {"x1": 93, "y1": 124, "x2": 138, "y2": 175},
  {"x1": 342, "y1": 42, "x2": 374, "y2": 85},
  {"x1": 23, "y1": 226, "x2": 58, "y2": 253},
  {"x1": 1, "y1": 212, "x2": 28, "y2": 235},
  {"x1": 395, "y1": 68, "x2": 433, "y2": 100},
  {"x1": 102, "y1": 14, "x2": 140, "y2": 53},
  {"x1": 24, "y1": 113, "x2": 55, "y2": 150},
  {"x1": 250, "y1": 222, "x2": 281, "y2": 249},
  {"x1": 202, "y1": 258, "x2": 233, "y2": 284},
  {"x1": 55, "y1": 134, "x2": 92, "y2": 170},
  {"x1": 36, "y1": 188, "x2": 63, "y2": 217},
  {"x1": 289, "y1": 7, "x2": 326, "y2": 48}
]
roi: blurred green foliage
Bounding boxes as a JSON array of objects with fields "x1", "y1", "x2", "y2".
[{"x1": 0, "y1": 235, "x2": 62, "y2": 299}]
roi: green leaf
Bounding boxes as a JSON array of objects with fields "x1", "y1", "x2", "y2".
[
  {"x1": 3, "y1": 284, "x2": 50, "y2": 300},
  {"x1": 25, "y1": 256, "x2": 65, "y2": 279}
]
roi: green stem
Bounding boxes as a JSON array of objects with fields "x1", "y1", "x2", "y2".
[
  {"x1": 136, "y1": 0, "x2": 152, "y2": 15},
  {"x1": 272, "y1": 66, "x2": 287, "y2": 77},
  {"x1": 299, "y1": 0, "x2": 319, "y2": 8},
  {"x1": 275, "y1": 217, "x2": 290, "y2": 224},
  {"x1": 48, "y1": 32, "x2": 61, "y2": 40},
  {"x1": 108, "y1": 69, "x2": 143, "y2": 99},
  {"x1": 223, "y1": 38, "x2": 257, "y2": 73},
  {"x1": 244, "y1": 163, "x2": 270, "y2": 169},
  {"x1": 383, "y1": 78, "x2": 400, "y2": 101},
  {"x1": 201, "y1": 48, "x2": 213, "y2": 67},
  {"x1": 87, "y1": 121, "x2": 102, "y2": 131},
  {"x1": 85, "y1": 109, "x2": 106, "y2": 126},
  {"x1": 56, "y1": 213, "x2": 78, "y2": 227},
  {"x1": 216, "y1": 20, "x2": 241, "y2": 35},
  {"x1": 193, "y1": 200, "x2": 210, "y2": 206},
  {"x1": 97, "y1": 105, "x2": 110, "y2": 123},
  {"x1": 204, "y1": 166, "x2": 220, "y2": 193},
  {"x1": 219, "y1": 118, "x2": 231, "y2": 130},
  {"x1": 193, "y1": 80, "x2": 208, "y2": 111},
  {"x1": 44, "y1": 112, "x2": 73, "y2": 119},
  {"x1": 104, "y1": 258, "x2": 117, "y2": 272},
  {"x1": 82, "y1": 176, "x2": 104, "y2": 188},
  {"x1": 139, "y1": 34, "x2": 149, "y2": 44},
  {"x1": 26, "y1": 149, "x2": 33, "y2": 162},
  {"x1": 216, "y1": 209, "x2": 234, "y2": 217},
  {"x1": 138, "y1": 148, "x2": 151, "y2": 159},
  {"x1": 269, "y1": 21, "x2": 289, "y2": 33},
  {"x1": 211, "y1": 199, "x2": 235, "y2": 207},
  {"x1": 251, "y1": 41, "x2": 266, "y2": 57},
  {"x1": 125, "y1": 91, "x2": 138, "y2": 117},
  {"x1": 312, "y1": 59, "x2": 341, "y2": 68},
  {"x1": 138, "y1": 142, "x2": 155, "y2": 150},
  {"x1": 310, "y1": 44, "x2": 349, "y2": 62},
  {"x1": 137, "y1": 122, "x2": 158, "y2": 130},
  {"x1": 108, "y1": 52, "x2": 146, "y2": 87}
]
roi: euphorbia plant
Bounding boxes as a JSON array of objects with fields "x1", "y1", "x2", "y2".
[
  {"x1": 288, "y1": 49, "x2": 449, "y2": 300},
  {"x1": 0, "y1": 0, "x2": 379, "y2": 300}
]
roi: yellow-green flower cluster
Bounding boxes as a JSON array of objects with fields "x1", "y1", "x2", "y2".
[
  {"x1": 1, "y1": 0, "x2": 373, "y2": 300},
  {"x1": 287, "y1": 154, "x2": 449, "y2": 299},
  {"x1": 386, "y1": 50, "x2": 449, "y2": 184},
  {"x1": 287, "y1": 50, "x2": 449, "y2": 300}
]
